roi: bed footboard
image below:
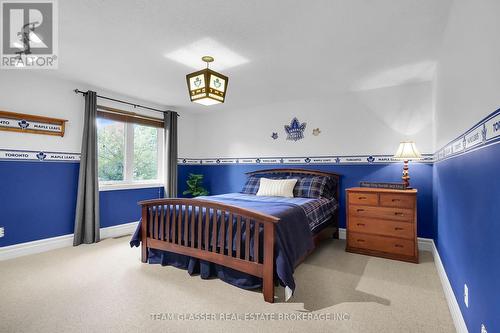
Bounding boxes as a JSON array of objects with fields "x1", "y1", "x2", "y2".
[{"x1": 138, "y1": 198, "x2": 280, "y2": 303}]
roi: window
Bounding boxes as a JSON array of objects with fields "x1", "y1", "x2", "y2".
[
  {"x1": 133, "y1": 124, "x2": 158, "y2": 181},
  {"x1": 97, "y1": 118, "x2": 125, "y2": 182},
  {"x1": 97, "y1": 117, "x2": 163, "y2": 188}
]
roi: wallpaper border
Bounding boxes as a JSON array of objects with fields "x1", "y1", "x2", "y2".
[
  {"x1": 177, "y1": 154, "x2": 434, "y2": 166},
  {"x1": 434, "y1": 108, "x2": 500, "y2": 163},
  {"x1": 0, "y1": 149, "x2": 80, "y2": 162}
]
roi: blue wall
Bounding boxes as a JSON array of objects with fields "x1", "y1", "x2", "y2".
[
  {"x1": 179, "y1": 162, "x2": 435, "y2": 238},
  {"x1": 100, "y1": 186, "x2": 163, "y2": 228},
  {"x1": 434, "y1": 143, "x2": 500, "y2": 332},
  {"x1": 0, "y1": 160, "x2": 162, "y2": 247}
]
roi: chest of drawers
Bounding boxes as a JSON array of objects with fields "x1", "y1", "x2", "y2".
[{"x1": 346, "y1": 187, "x2": 418, "y2": 263}]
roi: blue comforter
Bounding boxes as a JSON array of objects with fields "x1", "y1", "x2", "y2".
[{"x1": 130, "y1": 193, "x2": 316, "y2": 293}]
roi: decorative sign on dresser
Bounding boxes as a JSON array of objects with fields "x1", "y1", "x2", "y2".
[
  {"x1": 359, "y1": 181, "x2": 406, "y2": 190},
  {"x1": 346, "y1": 187, "x2": 418, "y2": 263},
  {"x1": 0, "y1": 110, "x2": 67, "y2": 137}
]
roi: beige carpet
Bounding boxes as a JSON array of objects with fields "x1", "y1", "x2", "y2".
[{"x1": 0, "y1": 237, "x2": 454, "y2": 333}]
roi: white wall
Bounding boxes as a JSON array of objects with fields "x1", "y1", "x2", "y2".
[
  {"x1": 0, "y1": 72, "x2": 85, "y2": 153},
  {"x1": 185, "y1": 81, "x2": 434, "y2": 158},
  {"x1": 434, "y1": 0, "x2": 500, "y2": 148},
  {"x1": 0, "y1": 71, "x2": 196, "y2": 156}
]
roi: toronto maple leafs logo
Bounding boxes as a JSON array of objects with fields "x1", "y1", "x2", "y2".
[
  {"x1": 18, "y1": 120, "x2": 29, "y2": 129},
  {"x1": 284, "y1": 117, "x2": 306, "y2": 141},
  {"x1": 216, "y1": 159, "x2": 221, "y2": 164},
  {"x1": 305, "y1": 158, "x2": 311, "y2": 163},
  {"x1": 367, "y1": 156, "x2": 375, "y2": 163},
  {"x1": 271, "y1": 132, "x2": 278, "y2": 140},
  {"x1": 182, "y1": 159, "x2": 187, "y2": 164},
  {"x1": 36, "y1": 152, "x2": 47, "y2": 161},
  {"x1": 213, "y1": 78, "x2": 222, "y2": 89},
  {"x1": 194, "y1": 77, "x2": 202, "y2": 87},
  {"x1": 256, "y1": 158, "x2": 261, "y2": 163},
  {"x1": 482, "y1": 123, "x2": 487, "y2": 142}
]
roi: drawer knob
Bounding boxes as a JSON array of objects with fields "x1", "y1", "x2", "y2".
[
  {"x1": 392, "y1": 199, "x2": 401, "y2": 202},
  {"x1": 356, "y1": 209, "x2": 365, "y2": 212},
  {"x1": 394, "y1": 227, "x2": 404, "y2": 231},
  {"x1": 394, "y1": 244, "x2": 404, "y2": 248},
  {"x1": 394, "y1": 212, "x2": 404, "y2": 216},
  {"x1": 356, "y1": 239, "x2": 365, "y2": 243},
  {"x1": 358, "y1": 196, "x2": 367, "y2": 200},
  {"x1": 357, "y1": 223, "x2": 365, "y2": 226}
]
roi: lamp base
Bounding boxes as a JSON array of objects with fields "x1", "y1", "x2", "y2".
[{"x1": 402, "y1": 160, "x2": 411, "y2": 189}]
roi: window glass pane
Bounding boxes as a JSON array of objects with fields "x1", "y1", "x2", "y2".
[
  {"x1": 133, "y1": 124, "x2": 158, "y2": 181},
  {"x1": 97, "y1": 118, "x2": 125, "y2": 181}
]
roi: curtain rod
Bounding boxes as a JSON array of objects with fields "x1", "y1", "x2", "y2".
[{"x1": 74, "y1": 89, "x2": 179, "y2": 116}]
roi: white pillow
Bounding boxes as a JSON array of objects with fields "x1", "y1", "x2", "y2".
[{"x1": 256, "y1": 178, "x2": 298, "y2": 198}]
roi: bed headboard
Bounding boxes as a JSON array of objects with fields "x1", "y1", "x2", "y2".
[{"x1": 245, "y1": 168, "x2": 341, "y2": 199}]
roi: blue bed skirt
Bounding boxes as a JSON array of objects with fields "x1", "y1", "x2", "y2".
[{"x1": 147, "y1": 248, "x2": 264, "y2": 289}]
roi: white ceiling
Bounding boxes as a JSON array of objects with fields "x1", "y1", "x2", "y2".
[{"x1": 45, "y1": 0, "x2": 452, "y2": 113}]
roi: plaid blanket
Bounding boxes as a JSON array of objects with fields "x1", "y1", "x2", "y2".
[
  {"x1": 202, "y1": 193, "x2": 338, "y2": 232},
  {"x1": 300, "y1": 197, "x2": 338, "y2": 231}
]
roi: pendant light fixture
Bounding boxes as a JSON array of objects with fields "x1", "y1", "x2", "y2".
[{"x1": 186, "y1": 56, "x2": 228, "y2": 106}]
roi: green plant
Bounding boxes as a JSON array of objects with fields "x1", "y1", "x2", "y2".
[{"x1": 183, "y1": 173, "x2": 209, "y2": 197}]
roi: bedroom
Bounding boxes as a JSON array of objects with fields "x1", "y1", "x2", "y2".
[{"x1": 0, "y1": 0, "x2": 498, "y2": 332}]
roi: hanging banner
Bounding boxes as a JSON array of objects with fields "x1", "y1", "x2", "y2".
[{"x1": 0, "y1": 110, "x2": 67, "y2": 137}]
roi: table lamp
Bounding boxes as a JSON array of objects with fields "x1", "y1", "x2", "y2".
[{"x1": 393, "y1": 141, "x2": 422, "y2": 189}]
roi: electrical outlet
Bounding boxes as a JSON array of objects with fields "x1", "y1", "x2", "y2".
[
  {"x1": 481, "y1": 324, "x2": 487, "y2": 333},
  {"x1": 0, "y1": 227, "x2": 4, "y2": 238},
  {"x1": 464, "y1": 284, "x2": 469, "y2": 308}
]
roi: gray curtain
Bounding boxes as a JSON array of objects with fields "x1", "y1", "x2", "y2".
[
  {"x1": 164, "y1": 111, "x2": 178, "y2": 197},
  {"x1": 73, "y1": 91, "x2": 100, "y2": 245}
]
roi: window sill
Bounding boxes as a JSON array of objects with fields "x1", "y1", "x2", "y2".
[{"x1": 99, "y1": 182, "x2": 164, "y2": 192}]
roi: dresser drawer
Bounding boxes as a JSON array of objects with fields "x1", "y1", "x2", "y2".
[
  {"x1": 348, "y1": 192, "x2": 378, "y2": 206},
  {"x1": 348, "y1": 232, "x2": 415, "y2": 257},
  {"x1": 380, "y1": 193, "x2": 415, "y2": 209},
  {"x1": 349, "y1": 217, "x2": 414, "y2": 239},
  {"x1": 349, "y1": 205, "x2": 414, "y2": 222}
]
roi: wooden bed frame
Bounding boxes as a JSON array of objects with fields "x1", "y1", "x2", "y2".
[{"x1": 138, "y1": 168, "x2": 341, "y2": 303}]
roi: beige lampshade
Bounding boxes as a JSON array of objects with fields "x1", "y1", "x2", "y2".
[{"x1": 393, "y1": 141, "x2": 422, "y2": 160}]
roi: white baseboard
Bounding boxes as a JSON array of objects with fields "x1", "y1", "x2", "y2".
[
  {"x1": 0, "y1": 221, "x2": 138, "y2": 261},
  {"x1": 0, "y1": 234, "x2": 75, "y2": 261},
  {"x1": 417, "y1": 237, "x2": 434, "y2": 252},
  {"x1": 100, "y1": 221, "x2": 138, "y2": 239},
  {"x1": 431, "y1": 240, "x2": 468, "y2": 333},
  {"x1": 338, "y1": 227, "x2": 347, "y2": 240},
  {"x1": 338, "y1": 228, "x2": 467, "y2": 332}
]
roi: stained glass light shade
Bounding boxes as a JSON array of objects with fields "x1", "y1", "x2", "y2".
[{"x1": 186, "y1": 68, "x2": 228, "y2": 105}]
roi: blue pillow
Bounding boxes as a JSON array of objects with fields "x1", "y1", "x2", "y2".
[
  {"x1": 289, "y1": 176, "x2": 335, "y2": 199},
  {"x1": 241, "y1": 175, "x2": 261, "y2": 194}
]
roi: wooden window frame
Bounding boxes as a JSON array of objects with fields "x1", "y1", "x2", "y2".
[{"x1": 96, "y1": 105, "x2": 164, "y2": 128}]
